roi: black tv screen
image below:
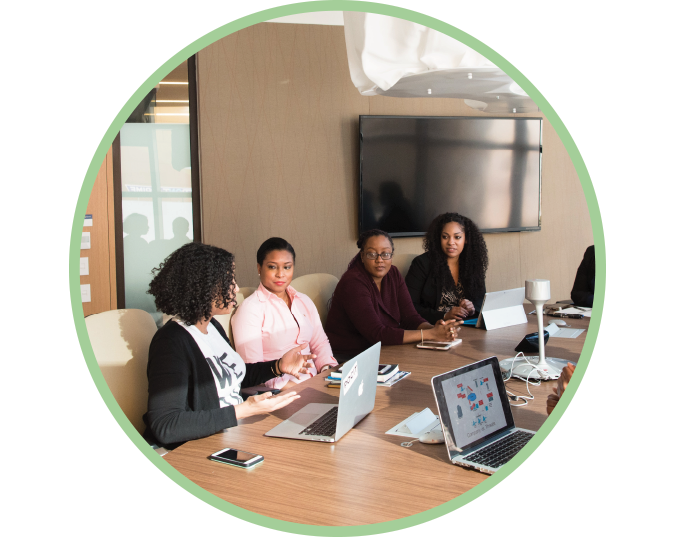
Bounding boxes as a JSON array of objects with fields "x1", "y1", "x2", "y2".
[{"x1": 359, "y1": 116, "x2": 542, "y2": 236}]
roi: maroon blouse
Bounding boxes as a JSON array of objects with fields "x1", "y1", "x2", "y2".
[{"x1": 325, "y1": 260, "x2": 427, "y2": 356}]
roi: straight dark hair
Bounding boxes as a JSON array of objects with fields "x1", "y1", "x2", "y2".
[{"x1": 257, "y1": 237, "x2": 296, "y2": 265}]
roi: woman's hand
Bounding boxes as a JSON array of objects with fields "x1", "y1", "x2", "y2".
[
  {"x1": 430, "y1": 319, "x2": 463, "y2": 341},
  {"x1": 445, "y1": 307, "x2": 469, "y2": 320},
  {"x1": 556, "y1": 363, "x2": 576, "y2": 397},
  {"x1": 278, "y1": 342, "x2": 317, "y2": 379},
  {"x1": 459, "y1": 299, "x2": 475, "y2": 316},
  {"x1": 546, "y1": 388, "x2": 560, "y2": 415},
  {"x1": 235, "y1": 391, "x2": 300, "y2": 420}
]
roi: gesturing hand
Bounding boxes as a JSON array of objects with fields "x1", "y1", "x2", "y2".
[
  {"x1": 279, "y1": 342, "x2": 317, "y2": 379},
  {"x1": 557, "y1": 363, "x2": 576, "y2": 397},
  {"x1": 546, "y1": 388, "x2": 560, "y2": 415},
  {"x1": 236, "y1": 391, "x2": 301, "y2": 420}
]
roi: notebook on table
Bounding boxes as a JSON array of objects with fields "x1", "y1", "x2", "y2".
[
  {"x1": 264, "y1": 342, "x2": 381, "y2": 443},
  {"x1": 431, "y1": 356, "x2": 535, "y2": 474}
]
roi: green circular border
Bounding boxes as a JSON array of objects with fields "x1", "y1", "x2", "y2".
[{"x1": 70, "y1": 1, "x2": 604, "y2": 534}]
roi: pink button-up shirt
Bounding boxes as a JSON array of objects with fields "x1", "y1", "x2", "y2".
[{"x1": 231, "y1": 283, "x2": 338, "y2": 390}]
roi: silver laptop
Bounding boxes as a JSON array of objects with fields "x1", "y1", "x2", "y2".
[
  {"x1": 431, "y1": 356, "x2": 535, "y2": 474},
  {"x1": 265, "y1": 342, "x2": 381, "y2": 442},
  {"x1": 475, "y1": 287, "x2": 527, "y2": 330}
]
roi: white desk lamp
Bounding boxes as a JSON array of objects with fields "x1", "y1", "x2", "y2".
[{"x1": 499, "y1": 279, "x2": 573, "y2": 381}]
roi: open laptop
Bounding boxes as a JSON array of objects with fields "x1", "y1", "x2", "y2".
[
  {"x1": 265, "y1": 342, "x2": 381, "y2": 443},
  {"x1": 431, "y1": 356, "x2": 535, "y2": 474}
]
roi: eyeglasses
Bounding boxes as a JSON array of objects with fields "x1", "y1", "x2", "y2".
[{"x1": 364, "y1": 252, "x2": 393, "y2": 260}]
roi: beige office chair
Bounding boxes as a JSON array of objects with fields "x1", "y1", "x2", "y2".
[
  {"x1": 239, "y1": 287, "x2": 257, "y2": 300},
  {"x1": 85, "y1": 309, "x2": 157, "y2": 435},
  {"x1": 290, "y1": 273, "x2": 339, "y2": 326},
  {"x1": 392, "y1": 253, "x2": 418, "y2": 278}
]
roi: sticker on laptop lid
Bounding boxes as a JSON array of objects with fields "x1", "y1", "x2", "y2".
[{"x1": 342, "y1": 361, "x2": 359, "y2": 396}]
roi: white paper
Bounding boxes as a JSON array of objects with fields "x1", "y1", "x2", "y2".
[
  {"x1": 81, "y1": 284, "x2": 91, "y2": 303},
  {"x1": 546, "y1": 323, "x2": 585, "y2": 339},
  {"x1": 81, "y1": 232, "x2": 91, "y2": 250},
  {"x1": 386, "y1": 408, "x2": 440, "y2": 438},
  {"x1": 80, "y1": 257, "x2": 89, "y2": 276},
  {"x1": 84, "y1": 214, "x2": 93, "y2": 227},
  {"x1": 555, "y1": 307, "x2": 591, "y2": 317}
]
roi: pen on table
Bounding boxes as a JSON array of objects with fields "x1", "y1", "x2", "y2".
[{"x1": 327, "y1": 383, "x2": 341, "y2": 389}]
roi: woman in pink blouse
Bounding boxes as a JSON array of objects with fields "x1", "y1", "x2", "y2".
[{"x1": 231, "y1": 237, "x2": 338, "y2": 390}]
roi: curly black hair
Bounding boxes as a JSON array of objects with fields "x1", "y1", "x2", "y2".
[
  {"x1": 348, "y1": 229, "x2": 395, "y2": 269},
  {"x1": 423, "y1": 213, "x2": 488, "y2": 297},
  {"x1": 147, "y1": 242, "x2": 237, "y2": 325}
]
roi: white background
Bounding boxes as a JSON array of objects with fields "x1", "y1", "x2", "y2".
[{"x1": 2, "y1": 0, "x2": 681, "y2": 534}]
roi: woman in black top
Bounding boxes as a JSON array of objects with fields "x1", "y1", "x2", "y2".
[
  {"x1": 405, "y1": 213, "x2": 489, "y2": 324},
  {"x1": 143, "y1": 242, "x2": 313, "y2": 449},
  {"x1": 570, "y1": 245, "x2": 595, "y2": 307}
]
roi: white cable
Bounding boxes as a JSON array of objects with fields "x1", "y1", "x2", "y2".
[{"x1": 504, "y1": 352, "x2": 545, "y2": 407}]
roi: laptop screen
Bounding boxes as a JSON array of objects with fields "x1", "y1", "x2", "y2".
[{"x1": 432, "y1": 357, "x2": 515, "y2": 452}]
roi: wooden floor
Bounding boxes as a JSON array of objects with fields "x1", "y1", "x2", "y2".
[{"x1": 163, "y1": 307, "x2": 589, "y2": 525}]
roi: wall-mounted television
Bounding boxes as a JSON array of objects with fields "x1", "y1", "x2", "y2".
[{"x1": 359, "y1": 116, "x2": 543, "y2": 237}]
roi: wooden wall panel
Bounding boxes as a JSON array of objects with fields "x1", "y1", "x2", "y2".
[
  {"x1": 82, "y1": 148, "x2": 117, "y2": 316},
  {"x1": 198, "y1": 23, "x2": 593, "y2": 302}
]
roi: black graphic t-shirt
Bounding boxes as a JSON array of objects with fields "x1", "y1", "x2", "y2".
[{"x1": 178, "y1": 321, "x2": 246, "y2": 407}]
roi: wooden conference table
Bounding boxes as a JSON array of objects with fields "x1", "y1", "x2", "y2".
[{"x1": 163, "y1": 307, "x2": 590, "y2": 526}]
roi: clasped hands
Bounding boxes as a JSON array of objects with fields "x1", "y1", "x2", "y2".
[{"x1": 433, "y1": 318, "x2": 463, "y2": 341}]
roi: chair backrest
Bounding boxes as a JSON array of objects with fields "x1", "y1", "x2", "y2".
[
  {"x1": 85, "y1": 309, "x2": 158, "y2": 435},
  {"x1": 290, "y1": 273, "x2": 340, "y2": 326},
  {"x1": 239, "y1": 287, "x2": 256, "y2": 301},
  {"x1": 213, "y1": 309, "x2": 238, "y2": 349},
  {"x1": 392, "y1": 253, "x2": 418, "y2": 278}
]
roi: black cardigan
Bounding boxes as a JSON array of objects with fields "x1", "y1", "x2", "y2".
[
  {"x1": 143, "y1": 318, "x2": 275, "y2": 450},
  {"x1": 404, "y1": 252, "x2": 485, "y2": 325},
  {"x1": 570, "y1": 245, "x2": 595, "y2": 307}
]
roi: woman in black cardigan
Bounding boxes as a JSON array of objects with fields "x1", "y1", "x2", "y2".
[
  {"x1": 143, "y1": 242, "x2": 313, "y2": 450},
  {"x1": 405, "y1": 213, "x2": 489, "y2": 325}
]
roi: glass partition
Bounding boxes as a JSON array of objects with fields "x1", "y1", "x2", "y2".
[{"x1": 119, "y1": 61, "x2": 193, "y2": 324}]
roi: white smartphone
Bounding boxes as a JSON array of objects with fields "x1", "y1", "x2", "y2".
[
  {"x1": 416, "y1": 339, "x2": 462, "y2": 351},
  {"x1": 208, "y1": 448, "x2": 264, "y2": 468}
]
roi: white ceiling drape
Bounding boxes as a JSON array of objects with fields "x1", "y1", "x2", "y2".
[{"x1": 343, "y1": 12, "x2": 538, "y2": 113}]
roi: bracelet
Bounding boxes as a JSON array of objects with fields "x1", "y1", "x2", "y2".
[{"x1": 270, "y1": 359, "x2": 283, "y2": 377}]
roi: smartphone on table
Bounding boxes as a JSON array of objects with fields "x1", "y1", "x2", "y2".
[
  {"x1": 208, "y1": 448, "x2": 264, "y2": 468},
  {"x1": 416, "y1": 340, "x2": 462, "y2": 351}
]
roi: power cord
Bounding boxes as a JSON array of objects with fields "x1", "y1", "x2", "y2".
[{"x1": 503, "y1": 352, "x2": 545, "y2": 407}]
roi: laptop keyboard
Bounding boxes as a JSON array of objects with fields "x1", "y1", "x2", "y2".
[
  {"x1": 299, "y1": 407, "x2": 338, "y2": 437},
  {"x1": 463, "y1": 430, "x2": 534, "y2": 469}
]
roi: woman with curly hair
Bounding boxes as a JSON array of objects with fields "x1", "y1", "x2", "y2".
[
  {"x1": 405, "y1": 213, "x2": 488, "y2": 324},
  {"x1": 231, "y1": 237, "x2": 338, "y2": 390},
  {"x1": 143, "y1": 242, "x2": 314, "y2": 450},
  {"x1": 325, "y1": 229, "x2": 461, "y2": 360}
]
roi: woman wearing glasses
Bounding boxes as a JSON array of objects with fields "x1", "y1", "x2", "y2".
[{"x1": 325, "y1": 229, "x2": 461, "y2": 361}]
